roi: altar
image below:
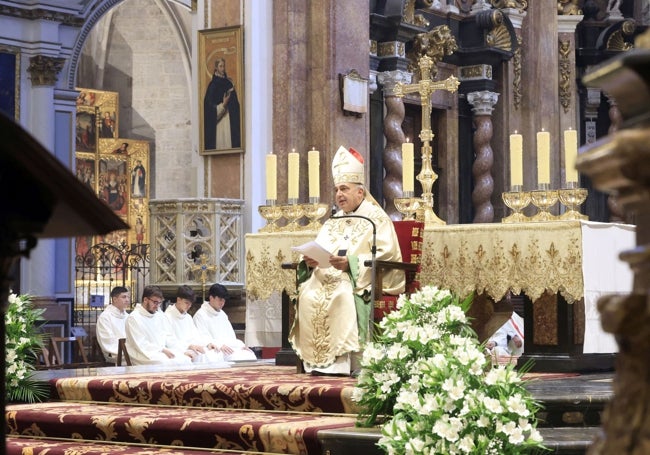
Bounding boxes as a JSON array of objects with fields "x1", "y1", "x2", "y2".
[
  {"x1": 244, "y1": 220, "x2": 635, "y2": 371},
  {"x1": 420, "y1": 220, "x2": 635, "y2": 371}
]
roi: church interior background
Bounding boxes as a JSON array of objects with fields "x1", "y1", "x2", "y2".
[{"x1": 2, "y1": 0, "x2": 650, "y2": 451}]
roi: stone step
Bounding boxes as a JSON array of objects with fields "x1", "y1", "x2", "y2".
[{"x1": 318, "y1": 426, "x2": 600, "y2": 455}]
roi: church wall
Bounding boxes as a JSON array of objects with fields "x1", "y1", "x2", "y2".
[{"x1": 78, "y1": 0, "x2": 197, "y2": 200}]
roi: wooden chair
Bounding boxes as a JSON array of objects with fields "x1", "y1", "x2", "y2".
[
  {"x1": 48, "y1": 336, "x2": 90, "y2": 367},
  {"x1": 370, "y1": 220, "x2": 424, "y2": 321},
  {"x1": 116, "y1": 337, "x2": 132, "y2": 366}
]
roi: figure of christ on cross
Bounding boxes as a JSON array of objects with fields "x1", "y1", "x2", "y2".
[
  {"x1": 189, "y1": 254, "x2": 217, "y2": 301},
  {"x1": 393, "y1": 54, "x2": 460, "y2": 225}
]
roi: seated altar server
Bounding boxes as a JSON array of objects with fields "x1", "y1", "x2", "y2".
[
  {"x1": 193, "y1": 283, "x2": 257, "y2": 361},
  {"x1": 164, "y1": 285, "x2": 224, "y2": 364},
  {"x1": 125, "y1": 285, "x2": 195, "y2": 365},
  {"x1": 96, "y1": 286, "x2": 130, "y2": 363},
  {"x1": 486, "y1": 311, "x2": 525, "y2": 357},
  {"x1": 289, "y1": 145, "x2": 404, "y2": 376}
]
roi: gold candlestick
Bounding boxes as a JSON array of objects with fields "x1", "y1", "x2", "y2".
[
  {"x1": 502, "y1": 186, "x2": 531, "y2": 223},
  {"x1": 395, "y1": 192, "x2": 422, "y2": 220},
  {"x1": 258, "y1": 203, "x2": 282, "y2": 232},
  {"x1": 559, "y1": 185, "x2": 588, "y2": 220},
  {"x1": 530, "y1": 185, "x2": 559, "y2": 222},
  {"x1": 281, "y1": 202, "x2": 304, "y2": 232},
  {"x1": 302, "y1": 199, "x2": 329, "y2": 231}
]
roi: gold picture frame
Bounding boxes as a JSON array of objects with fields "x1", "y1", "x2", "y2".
[{"x1": 198, "y1": 26, "x2": 244, "y2": 155}]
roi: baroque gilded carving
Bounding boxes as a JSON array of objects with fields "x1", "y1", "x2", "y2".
[
  {"x1": 27, "y1": 55, "x2": 65, "y2": 87},
  {"x1": 490, "y1": 0, "x2": 528, "y2": 12},
  {"x1": 407, "y1": 25, "x2": 458, "y2": 79},
  {"x1": 606, "y1": 20, "x2": 636, "y2": 52},
  {"x1": 558, "y1": 40, "x2": 572, "y2": 113},
  {"x1": 557, "y1": 0, "x2": 582, "y2": 15}
]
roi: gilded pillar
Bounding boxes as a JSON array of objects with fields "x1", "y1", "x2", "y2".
[
  {"x1": 467, "y1": 90, "x2": 499, "y2": 223},
  {"x1": 377, "y1": 70, "x2": 412, "y2": 220}
]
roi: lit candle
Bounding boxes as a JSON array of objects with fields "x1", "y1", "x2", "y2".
[
  {"x1": 564, "y1": 128, "x2": 578, "y2": 183},
  {"x1": 265, "y1": 152, "x2": 277, "y2": 200},
  {"x1": 536, "y1": 130, "x2": 551, "y2": 185},
  {"x1": 509, "y1": 132, "x2": 523, "y2": 187},
  {"x1": 402, "y1": 140, "x2": 414, "y2": 193},
  {"x1": 308, "y1": 147, "x2": 320, "y2": 199},
  {"x1": 287, "y1": 148, "x2": 299, "y2": 200}
]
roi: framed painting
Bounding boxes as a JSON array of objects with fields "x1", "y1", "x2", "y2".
[
  {"x1": 75, "y1": 106, "x2": 97, "y2": 152},
  {"x1": 198, "y1": 26, "x2": 244, "y2": 155}
]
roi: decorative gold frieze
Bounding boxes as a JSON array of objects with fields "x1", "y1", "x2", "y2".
[
  {"x1": 559, "y1": 40, "x2": 572, "y2": 113},
  {"x1": 378, "y1": 41, "x2": 405, "y2": 58},
  {"x1": 27, "y1": 55, "x2": 64, "y2": 87},
  {"x1": 490, "y1": 0, "x2": 527, "y2": 12},
  {"x1": 459, "y1": 64, "x2": 492, "y2": 81}
]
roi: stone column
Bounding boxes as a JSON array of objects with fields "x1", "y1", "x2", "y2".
[
  {"x1": 377, "y1": 70, "x2": 412, "y2": 220},
  {"x1": 467, "y1": 90, "x2": 499, "y2": 223},
  {"x1": 20, "y1": 55, "x2": 64, "y2": 297}
]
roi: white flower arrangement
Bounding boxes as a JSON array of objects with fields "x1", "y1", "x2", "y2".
[
  {"x1": 5, "y1": 291, "x2": 49, "y2": 403},
  {"x1": 353, "y1": 286, "x2": 546, "y2": 454}
]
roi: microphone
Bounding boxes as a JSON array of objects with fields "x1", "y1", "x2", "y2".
[{"x1": 329, "y1": 213, "x2": 377, "y2": 340}]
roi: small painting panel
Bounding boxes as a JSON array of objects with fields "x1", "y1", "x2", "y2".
[
  {"x1": 75, "y1": 106, "x2": 97, "y2": 152},
  {"x1": 0, "y1": 46, "x2": 19, "y2": 119}
]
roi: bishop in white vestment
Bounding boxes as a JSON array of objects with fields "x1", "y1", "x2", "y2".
[{"x1": 289, "y1": 146, "x2": 404, "y2": 375}]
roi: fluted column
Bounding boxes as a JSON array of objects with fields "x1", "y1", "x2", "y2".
[
  {"x1": 21, "y1": 55, "x2": 64, "y2": 297},
  {"x1": 467, "y1": 90, "x2": 499, "y2": 223},
  {"x1": 377, "y1": 70, "x2": 412, "y2": 220}
]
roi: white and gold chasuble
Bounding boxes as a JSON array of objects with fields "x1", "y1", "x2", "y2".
[{"x1": 289, "y1": 199, "x2": 404, "y2": 369}]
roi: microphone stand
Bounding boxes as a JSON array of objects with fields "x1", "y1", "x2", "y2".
[{"x1": 329, "y1": 213, "x2": 377, "y2": 341}]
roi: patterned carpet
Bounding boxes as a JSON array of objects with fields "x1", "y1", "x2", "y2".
[
  {"x1": 6, "y1": 401, "x2": 356, "y2": 454},
  {"x1": 50, "y1": 364, "x2": 359, "y2": 414}
]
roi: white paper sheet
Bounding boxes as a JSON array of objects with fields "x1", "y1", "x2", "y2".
[{"x1": 291, "y1": 241, "x2": 332, "y2": 267}]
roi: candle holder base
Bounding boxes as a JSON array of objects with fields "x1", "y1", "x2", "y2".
[
  {"x1": 281, "y1": 203, "x2": 305, "y2": 232},
  {"x1": 501, "y1": 190, "x2": 531, "y2": 224},
  {"x1": 395, "y1": 196, "x2": 422, "y2": 220},
  {"x1": 302, "y1": 202, "x2": 328, "y2": 231},
  {"x1": 530, "y1": 189, "x2": 559, "y2": 222},
  {"x1": 559, "y1": 187, "x2": 588, "y2": 221},
  {"x1": 258, "y1": 204, "x2": 282, "y2": 233}
]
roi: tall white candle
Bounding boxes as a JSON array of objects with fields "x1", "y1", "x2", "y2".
[
  {"x1": 287, "y1": 149, "x2": 299, "y2": 200},
  {"x1": 308, "y1": 148, "x2": 320, "y2": 198},
  {"x1": 265, "y1": 152, "x2": 277, "y2": 200},
  {"x1": 509, "y1": 133, "x2": 523, "y2": 187},
  {"x1": 564, "y1": 129, "x2": 578, "y2": 183},
  {"x1": 402, "y1": 140, "x2": 414, "y2": 193},
  {"x1": 536, "y1": 130, "x2": 551, "y2": 185}
]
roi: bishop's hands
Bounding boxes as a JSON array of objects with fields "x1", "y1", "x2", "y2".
[{"x1": 303, "y1": 254, "x2": 349, "y2": 271}]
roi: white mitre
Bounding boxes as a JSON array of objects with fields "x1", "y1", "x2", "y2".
[{"x1": 332, "y1": 145, "x2": 365, "y2": 185}]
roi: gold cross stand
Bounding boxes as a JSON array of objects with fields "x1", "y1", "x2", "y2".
[
  {"x1": 189, "y1": 254, "x2": 217, "y2": 301},
  {"x1": 394, "y1": 55, "x2": 460, "y2": 225}
]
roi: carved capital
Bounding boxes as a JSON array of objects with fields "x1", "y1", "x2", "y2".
[
  {"x1": 27, "y1": 55, "x2": 64, "y2": 87},
  {"x1": 490, "y1": 0, "x2": 527, "y2": 12},
  {"x1": 467, "y1": 90, "x2": 499, "y2": 116},
  {"x1": 378, "y1": 70, "x2": 413, "y2": 97}
]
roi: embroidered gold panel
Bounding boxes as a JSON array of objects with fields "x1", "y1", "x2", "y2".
[{"x1": 419, "y1": 221, "x2": 585, "y2": 303}]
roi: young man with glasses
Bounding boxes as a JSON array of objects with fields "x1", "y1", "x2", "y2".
[{"x1": 125, "y1": 285, "x2": 195, "y2": 365}]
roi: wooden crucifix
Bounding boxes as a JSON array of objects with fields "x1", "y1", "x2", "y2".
[
  {"x1": 394, "y1": 54, "x2": 460, "y2": 225},
  {"x1": 189, "y1": 254, "x2": 217, "y2": 302}
]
